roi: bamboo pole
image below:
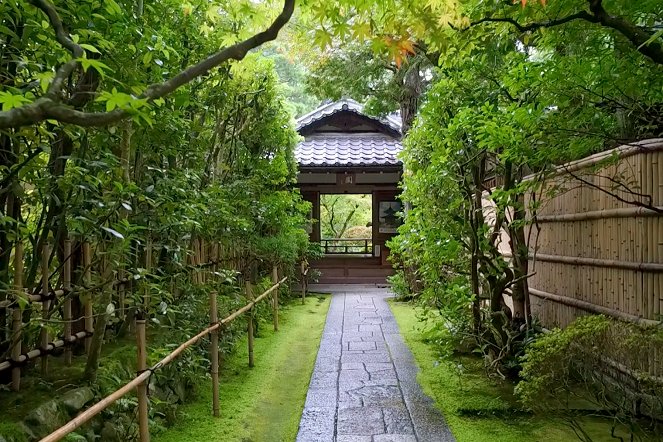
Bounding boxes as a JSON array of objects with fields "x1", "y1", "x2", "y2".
[
  {"x1": 300, "y1": 261, "x2": 306, "y2": 305},
  {"x1": 83, "y1": 242, "x2": 93, "y2": 353},
  {"x1": 136, "y1": 319, "x2": 149, "y2": 442},
  {"x1": 41, "y1": 243, "x2": 50, "y2": 376},
  {"x1": 271, "y1": 266, "x2": 279, "y2": 332},
  {"x1": 144, "y1": 240, "x2": 152, "y2": 311},
  {"x1": 209, "y1": 291, "x2": 219, "y2": 417},
  {"x1": 504, "y1": 252, "x2": 663, "y2": 272},
  {"x1": 195, "y1": 239, "x2": 201, "y2": 284},
  {"x1": 0, "y1": 331, "x2": 89, "y2": 372},
  {"x1": 246, "y1": 281, "x2": 254, "y2": 369},
  {"x1": 536, "y1": 206, "x2": 663, "y2": 223},
  {"x1": 11, "y1": 241, "x2": 24, "y2": 391},
  {"x1": 64, "y1": 239, "x2": 72, "y2": 365},
  {"x1": 529, "y1": 288, "x2": 659, "y2": 326},
  {"x1": 118, "y1": 267, "x2": 126, "y2": 323}
]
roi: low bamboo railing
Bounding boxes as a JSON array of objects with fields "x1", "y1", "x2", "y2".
[
  {"x1": 0, "y1": 236, "x2": 249, "y2": 392},
  {"x1": 40, "y1": 270, "x2": 287, "y2": 442}
]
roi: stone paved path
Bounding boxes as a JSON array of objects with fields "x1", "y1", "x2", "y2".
[{"x1": 297, "y1": 285, "x2": 455, "y2": 442}]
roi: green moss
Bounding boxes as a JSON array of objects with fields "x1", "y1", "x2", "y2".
[
  {"x1": 388, "y1": 300, "x2": 646, "y2": 442},
  {"x1": 0, "y1": 422, "x2": 28, "y2": 442},
  {"x1": 154, "y1": 295, "x2": 331, "y2": 442}
]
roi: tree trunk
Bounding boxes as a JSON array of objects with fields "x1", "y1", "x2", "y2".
[
  {"x1": 508, "y1": 192, "x2": 530, "y2": 326},
  {"x1": 399, "y1": 61, "x2": 423, "y2": 134}
]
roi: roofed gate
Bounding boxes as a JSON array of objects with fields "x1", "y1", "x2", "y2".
[{"x1": 295, "y1": 99, "x2": 402, "y2": 284}]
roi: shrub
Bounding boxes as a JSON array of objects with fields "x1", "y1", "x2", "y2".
[{"x1": 517, "y1": 315, "x2": 663, "y2": 439}]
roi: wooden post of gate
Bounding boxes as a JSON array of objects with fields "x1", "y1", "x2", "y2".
[
  {"x1": 11, "y1": 241, "x2": 24, "y2": 392},
  {"x1": 40, "y1": 243, "x2": 50, "y2": 376},
  {"x1": 136, "y1": 318, "x2": 149, "y2": 442},
  {"x1": 209, "y1": 291, "x2": 220, "y2": 417},
  {"x1": 271, "y1": 266, "x2": 279, "y2": 332},
  {"x1": 64, "y1": 239, "x2": 73, "y2": 366},
  {"x1": 83, "y1": 242, "x2": 93, "y2": 353},
  {"x1": 246, "y1": 281, "x2": 254, "y2": 368}
]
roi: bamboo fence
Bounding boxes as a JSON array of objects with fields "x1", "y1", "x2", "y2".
[
  {"x1": 40, "y1": 274, "x2": 286, "y2": 442},
  {"x1": 483, "y1": 138, "x2": 663, "y2": 378},
  {"x1": 0, "y1": 234, "x2": 263, "y2": 391},
  {"x1": 523, "y1": 139, "x2": 663, "y2": 329}
]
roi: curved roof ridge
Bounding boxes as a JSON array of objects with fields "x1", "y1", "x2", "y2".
[{"x1": 296, "y1": 98, "x2": 402, "y2": 133}]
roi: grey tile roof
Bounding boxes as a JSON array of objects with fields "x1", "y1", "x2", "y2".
[
  {"x1": 296, "y1": 99, "x2": 402, "y2": 133},
  {"x1": 296, "y1": 133, "x2": 402, "y2": 167}
]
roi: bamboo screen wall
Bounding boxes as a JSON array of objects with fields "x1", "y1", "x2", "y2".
[{"x1": 523, "y1": 139, "x2": 663, "y2": 328}]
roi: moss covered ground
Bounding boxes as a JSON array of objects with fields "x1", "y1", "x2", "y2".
[
  {"x1": 154, "y1": 294, "x2": 330, "y2": 442},
  {"x1": 388, "y1": 300, "x2": 651, "y2": 442}
]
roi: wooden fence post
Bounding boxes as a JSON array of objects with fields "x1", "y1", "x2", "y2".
[
  {"x1": 83, "y1": 242, "x2": 93, "y2": 353},
  {"x1": 40, "y1": 243, "x2": 50, "y2": 376},
  {"x1": 136, "y1": 318, "x2": 150, "y2": 442},
  {"x1": 64, "y1": 239, "x2": 72, "y2": 365},
  {"x1": 300, "y1": 261, "x2": 307, "y2": 305},
  {"x1": 144, "y1": 240, "x2": 152, "y2": 310},
  {"x1": 246, "y1": 281, "x2": 254, "y2": 368},
  {"x1": 11, "y1": 241, "x2": 23, "y2": 392},
  {"x1": 209, "y1": 291, "x2": 220, "y2": 417},
  {"x1": 271, "y1": 266, "x2": 279, "y2": 332}
]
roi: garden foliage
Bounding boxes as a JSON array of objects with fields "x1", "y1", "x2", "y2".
[{"x1": 0, "y1": 0, "x2": 310, "y2": 437}]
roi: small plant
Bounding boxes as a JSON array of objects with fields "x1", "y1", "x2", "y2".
[
  {"x1": 517, "y1": 315, "x2": 663, "y2": 440},
  {"x1": 387, "y1": 271, "x2": 411, "y2": 301}
]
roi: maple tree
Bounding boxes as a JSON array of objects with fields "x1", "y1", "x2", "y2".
[{"x1": 302, "y1": 0, "x2": 662, "y2": 66}]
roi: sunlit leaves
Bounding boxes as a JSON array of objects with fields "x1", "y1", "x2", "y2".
[
  {"x1": 0, "y1": 91, "x2": 31, "y2": 111},
  {"x1": 352, "y1": 22, "x2": 372, "y2": 42},
  {"x1": 96, "y1": 89, "x2": 149, "y2": 113}
]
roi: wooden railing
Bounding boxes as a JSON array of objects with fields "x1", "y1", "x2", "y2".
[
  {"x1": 40, "y1": 269, "x2": 286, "y2": 442},
  {"x1": 321, "y1": 238, "x2": 372, "y2": 255}
]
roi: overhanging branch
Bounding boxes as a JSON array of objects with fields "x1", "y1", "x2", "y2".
[
  {"x1": 469, "y1": 11, "x2": 595, "y2": 33},
  {"x1": 466, "y1": 0, "x2": 663, "y2": 66},
  {"x1": 0, "y1": 0, "x2": 296, "y2": 129}
]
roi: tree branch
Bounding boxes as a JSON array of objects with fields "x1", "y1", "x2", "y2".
[
  {"x1": 466, "y1": 0, "x2": 663, "y2": 65},
  {"x1": 29, "y1": 0, "x2": 83, "y2": 58},
  {"x1": 28, "y1": 1, "x2": 83, "y2": 97},
  {"x1": 587, "y1": 0, "x2": 663, "y2": 65},
  {"x1": 0, "y1": 0, "x2": 296, "y2": 129},
  {"x1": 562, "y1": 165, "x2": 663, "y2": 214},
  {"x1": 469, "y1": 11, "x2": 595, "y2": 33}
]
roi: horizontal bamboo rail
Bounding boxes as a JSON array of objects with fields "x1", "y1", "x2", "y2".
[
  {"x1": 39, "y1": 276, "x2": 287, "y2": 442},
  {"x1": 507, "y1": 252, "x2": 663, "y2": 272},
  {"x1": 535, "y1": 206, "x2": 663, "y2": 222},
  {"x1": 0, "y1": 279, "x2": 135, "y2": 309},
  {"x1": 0, "y1": 331, "x2": 88, "y2": 372},
  {"x1": 523, "y1": 138, "x2": 663, "y2": 180},
  {"x1": 529, "y1": 288, "x2": 659, "y2": 326}
]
